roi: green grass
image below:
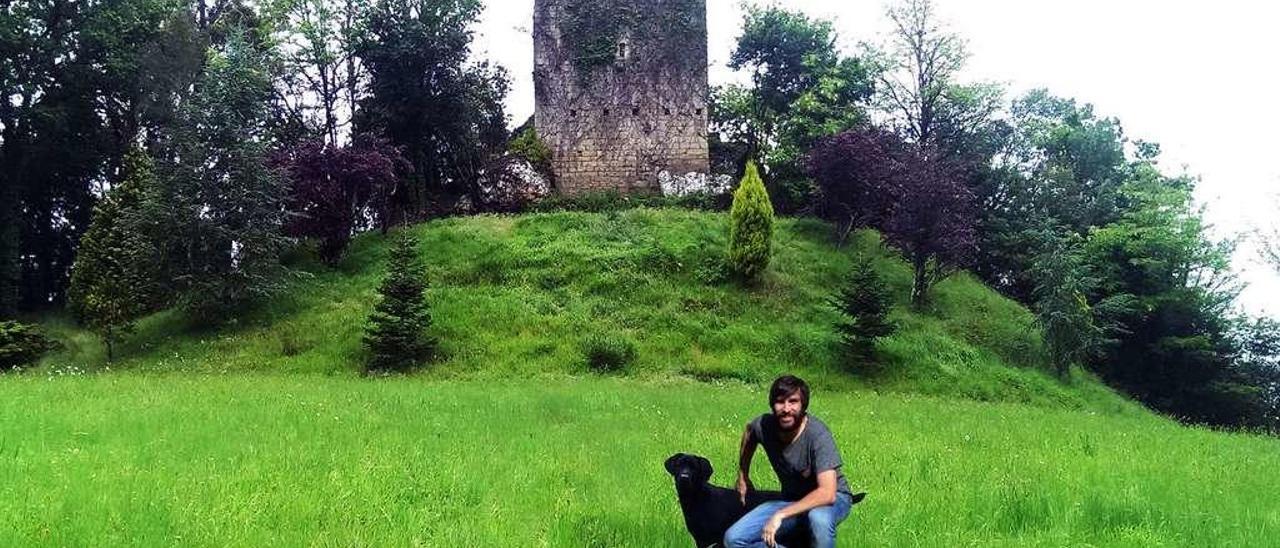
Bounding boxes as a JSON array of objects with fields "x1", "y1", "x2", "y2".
[
  {"x1": 11, "y1": 208, "x2": 1278, "y2": 545},
  {"x1": 36, "y1": 209, "x2": 1133, "y2": 413},
  {"x1": 1, "y1": 375, "x2": 1276, "y2": 546}
]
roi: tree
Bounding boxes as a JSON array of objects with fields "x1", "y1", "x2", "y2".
[
  {"x1": 882, "y1": 149, "x2": 977, "y2": 307},
  {"x1": 717, "y1": 5, "x2": 875, "y2": 212},
  {"x1": 67, "y1": 147, "x2": 161, "y2": 361},
  {"x1": 155, "y1": 28, "x2": 291, "y2": 319},
  {"x1": 1082, "y1": 168, "x2": 1244, "y2": 424},
  {"x1": 364, "y1": 232, "x2": 435, "y2": 372},
  {"x1": 805, "y1": 126, "x2": 904, "y2": 245},
  {"x1": 354, "y1": 0, "x2": 509, "y2": 221},
  {"x1": 1259, "y1": 195, "x2": 1280, "y2": 275},
  {"x1": 878, "y1": 0, "x2": 964, "y2": 147},
  {"x1": 1, "y1": 0, "x2": 201, "y2": 314},
  {"x1": 1029, "y1": 232, "x2": 1105, "y2": 378},
  {"x1": 277, "y1": 135, "x2": 408, "y2": 264},
  {"x1": 2, "y1": 0, "x2": 111, "y2": 311},
  {"x1": 728, "y1": 161, "x2": 775, "y2": 282},
  {"x1": 1227, "y1": 317, "x2": 1280, "y2": 431},
  {"x1": 830, "y1": 262, "x2": 896, "y2": 367},
  {"x1": 970, "y1": 90, "x2": 1132, "y2": 302},
  {"x1": 0, "y1": 320, "x2": 59, "y2": 371},
  {"x1": 266, "y1": 0, "x2": 367, "y2": 146}
]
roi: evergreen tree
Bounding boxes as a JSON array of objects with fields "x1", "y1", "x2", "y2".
[
  {"x1": 67, "y1": 147, "x2": 159, "y2": 361},
  {"x1": 830, "y1": 262, "x2": 896, "y2": 367},
  {"x1": 363, "y1": 232, "x2": 436, "y2": 372},
  {"x1": 0, "y1": 320, "x2": 59, "y2": 371},
  {"x1": 728, "y1": 161, "x2": 775, "y2": 281}
]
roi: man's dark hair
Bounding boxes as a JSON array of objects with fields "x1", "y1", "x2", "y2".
[{"x1": 769, "y1": 375, "x2": 810, "y2": 412}]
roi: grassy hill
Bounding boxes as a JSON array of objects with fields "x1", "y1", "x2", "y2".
[
  {"x1": 38, "y1": 208, "x2": 1131, "y2": 412},
  {"x1": 10, "y1": 208, "x2": 1280, "y2": 546}
]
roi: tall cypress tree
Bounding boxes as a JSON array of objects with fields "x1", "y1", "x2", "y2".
[
  {"x1": 728, "y1": 160, "x2": 775, "y2": 281},
  {"x1": 363, "y1": 232, "x2": 436, "y2": 372}
]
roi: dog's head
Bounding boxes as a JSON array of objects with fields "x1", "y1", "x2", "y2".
[{"x1": 664, "y1": 453, "x2": 714, "y2": 496}]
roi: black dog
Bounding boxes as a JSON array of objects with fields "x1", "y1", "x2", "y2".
[{"x1": 665, "y1": 453, "x2": 866, "y2": 548}]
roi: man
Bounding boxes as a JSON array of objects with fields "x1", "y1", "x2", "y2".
[{"x1": 723, "y1": 375, "x2": 855, "y2": 548}]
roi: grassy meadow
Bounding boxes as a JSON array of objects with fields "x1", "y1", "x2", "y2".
[
  {"x1": 2, "y1": 375, "x2": 1277, "y2": 546},
  {"x1": 10, "y1": 208, "x2": 1278, "y2": 546}
]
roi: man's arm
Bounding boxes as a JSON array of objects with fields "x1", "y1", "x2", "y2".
[
  {"x1": 735, "y1": 423, "x2": 758, "y2": 505},
  {"x1": 761, "y1": 471, "x2": 838, "y2": 546},
  {"x1": 775, "y1": 470, "x2": 838, "y2": 517}
]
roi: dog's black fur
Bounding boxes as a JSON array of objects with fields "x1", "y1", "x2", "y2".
[{"x1": 665, "y1": 453, "x2": 866, "y2": 548}]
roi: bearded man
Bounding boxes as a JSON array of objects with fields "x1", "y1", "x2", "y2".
[{"x1": 723, "y1": 375, "x2": 855, "y2": 548}]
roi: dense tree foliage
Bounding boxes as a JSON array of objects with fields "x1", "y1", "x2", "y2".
[
  {"x1": 0, "y1": 320, "x2": 58, "y2": 370},
  {"x1": 1029, "y1": 232, "x2": 1106, "y2": 378},
  {"x1": 806, "y1": 130, "x2": 976, "y2": 306},
  {"x1": 1080, "y1": 170, "x2": 1244, "y2": 422},
  {"x1": 3, "y1": 0, "x2": 502, "y2": 317},
  {"x1": 276, "y1": 136, "x2": 408, "y2": 264},
  {"x1": 715, "y1": 5, "x2": 875, "y2": 212},
  {"x1": 354, "y1": 0, "x2": 509, "y2": 221},
  {"x1": 882, "y1": 150, "x2": 977, "y2": 307},
  {"x1": 0, "y1": 0, "x2": 207, "y2": 314},
  {"x1": 154, "y1": 29, "x2": 292, "y2": 320},
  {"x1": 805, "y1": 127, "x2": 903, "y2": 244}
]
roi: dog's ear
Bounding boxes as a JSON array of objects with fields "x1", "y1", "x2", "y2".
[
  {"x1": 664, "y1": 453, "x2": 682, "y2": 475},
  {"x1": 694, "y1": 455, "x2": 713, "y2": 482}
]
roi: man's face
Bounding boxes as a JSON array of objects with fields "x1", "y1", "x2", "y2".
[{"x1": 771, "y1": 390, "x2": 805, "y2": 431}]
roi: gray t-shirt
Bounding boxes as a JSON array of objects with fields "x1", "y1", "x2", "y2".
[{"x1": 749, "y1": 413, "x2": 851, "y2": 501}]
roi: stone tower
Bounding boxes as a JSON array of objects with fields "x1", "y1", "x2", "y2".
[{"x1": 533, "y1": 0, "x2": 709, "y2": 194}]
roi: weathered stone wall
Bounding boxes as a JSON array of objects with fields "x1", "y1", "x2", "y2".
[{"x1": 533, "y1": 0, "x2": 709, "y2": 195}]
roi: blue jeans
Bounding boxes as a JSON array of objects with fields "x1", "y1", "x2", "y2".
[{"x1": 723, "y1": 492, "x2": 854, "y2": 548}]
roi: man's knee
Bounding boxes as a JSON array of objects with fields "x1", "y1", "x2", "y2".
[
  {"x1": 722, "y1": 523, "x2": 756, "y2": 548},
  {"x1": 806, "y1": 504, "x2": 839, "y2": 539}
]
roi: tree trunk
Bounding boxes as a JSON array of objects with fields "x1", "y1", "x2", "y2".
[
  {"x1": 910, "y1": 254, "x2": 928, "y2": 308},
  {"x1": 836, "y1": 215, "x2": 856, "y2": 249},
  {"x1": 104, "y1": 329, "x2": 115, "y2": 362}
]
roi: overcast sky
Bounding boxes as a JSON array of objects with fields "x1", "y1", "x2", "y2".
[{"x1": 474, "y1": 0, "x2": 1280, "y2": 317}]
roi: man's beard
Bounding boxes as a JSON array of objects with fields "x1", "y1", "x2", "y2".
[{"x1": 777, "y1": 412, "x2": 804, "y2": 432}]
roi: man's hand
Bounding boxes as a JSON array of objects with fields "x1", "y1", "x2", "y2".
[
  {"x1": 761, "y1": 512, "x2": 783, "y2": 548},
  {"x1": 735, "y1": 474, "x2": 754, "y2": 506}
]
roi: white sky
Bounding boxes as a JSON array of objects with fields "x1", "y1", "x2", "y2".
[{"x1": 474, "y1": 0, "x2": 1280, "y2": 317}]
